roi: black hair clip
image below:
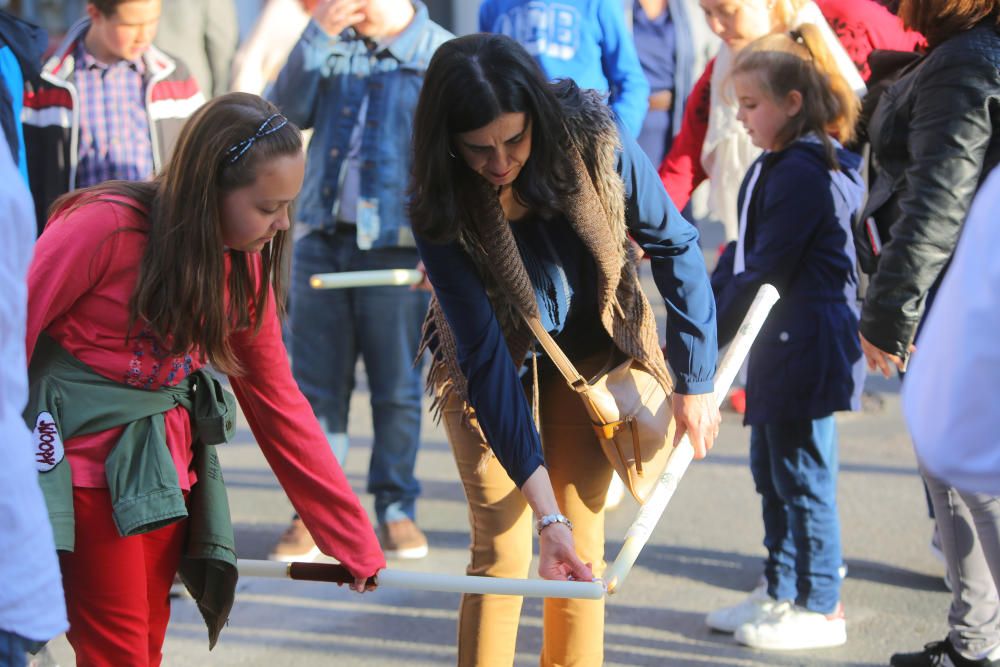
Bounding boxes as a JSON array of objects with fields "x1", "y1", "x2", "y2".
[{"x1": 225, "y1": 113, "x2": 289, "y2": 164}]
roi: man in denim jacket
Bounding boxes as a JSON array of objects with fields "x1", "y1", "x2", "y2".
[{"x1": 267, "y1": 0, "x2": 451, "y2": 561}]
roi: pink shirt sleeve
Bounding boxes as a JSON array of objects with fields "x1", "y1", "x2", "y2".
[
  {"x1": 26, "y1": 200, "x2": 129, "y2": 360},
  {"x1": 228, "y1": 264, "x2": 385, "y2": 580}
]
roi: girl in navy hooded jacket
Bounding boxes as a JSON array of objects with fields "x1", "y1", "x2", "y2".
[{"x1": 706, "y1": 24, "x2": 866, "y2": 652}]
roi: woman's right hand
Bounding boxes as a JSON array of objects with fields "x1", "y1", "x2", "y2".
[
  {"x1": 537, "y1": 523, "x2": 595, "y2": 582},
  {"x1": 520, "y1": 467, "x2": 593, "y2": 580}
]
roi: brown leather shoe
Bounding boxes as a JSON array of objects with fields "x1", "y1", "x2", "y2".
[
  {"x1": 268, "y1": 517, "x2": 321, "y2": 562},
  {"x1": 378, "y1": 518, "x2": 428, "y2": 560}
]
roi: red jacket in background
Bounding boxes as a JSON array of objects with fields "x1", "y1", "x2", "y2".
[
  {"x1": 815, "y1": 0, "x2": 925, "y2": 80},
  {"x1": 658, "y1": 58, "x2": 713, "y2": 213}
]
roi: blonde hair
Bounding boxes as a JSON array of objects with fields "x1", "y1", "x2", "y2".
[
  {"x1": 768, "y1": 0, "x2": 810, "y2": 32},
  {"x1": 731, "y1": 23, "x2": 859, "y2": 167}
]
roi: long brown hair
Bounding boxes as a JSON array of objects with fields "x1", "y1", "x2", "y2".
[
  {"x1": 731, "y1": 24, "x2": 859, "y2": 167},
  {"x1": 898, "y1": 0, "x2": 1000, "y2": 47},
  {"x1": 50, "y1": 93, "x2": 302, "y2": 375}
]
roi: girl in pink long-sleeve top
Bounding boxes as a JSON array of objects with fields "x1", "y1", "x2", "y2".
[{"x1": 26, "y1": 92, "x2": 385, "y2": 667}]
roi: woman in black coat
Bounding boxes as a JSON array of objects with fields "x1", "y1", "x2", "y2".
[{"x1": 857, "y1": 0, "x2": 1000, "y2": 663}]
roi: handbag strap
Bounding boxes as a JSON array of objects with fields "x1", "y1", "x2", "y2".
[{"x1": 524, "y1": 316, "x2": 588, "y2": 390}]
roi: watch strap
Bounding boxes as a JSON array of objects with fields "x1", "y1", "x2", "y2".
[{"x1": 536, "y1": 513, "x2": 573, "y2": 535}]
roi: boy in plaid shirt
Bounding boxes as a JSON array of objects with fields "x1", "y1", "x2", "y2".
[{"x1": 22, "y1": 0, "x2": 204, "y2": 233}]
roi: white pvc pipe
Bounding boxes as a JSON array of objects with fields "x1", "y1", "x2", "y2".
[
  {"x1": 238, "y1": 560, "x2": 292, "y2": 579},
  {"x1": 239, "y1": 286, "x2": 778, "y2": 602},
  {"x1": 236, "y1": 560, "x2": 606, "y2": 600},
  {"x1": 376, "y1": 569, "x2": 605, "y2": 599},
  {"x1": 309, "y1": 269, "x2": 423, "y2": 290},
  {"x1": 603, "y1": 284, "x2": 780, "y2": 594}
]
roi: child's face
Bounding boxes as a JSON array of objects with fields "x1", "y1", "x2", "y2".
[
  {"x1": 733, "y1": 72, "x2": 801, "y2": 151},
  {"x1": 86, "y1": 0, "x2": 161, "y2": 62},
  {"x1": 220, "y1": 152, "x2": 304, "y2": 253}
]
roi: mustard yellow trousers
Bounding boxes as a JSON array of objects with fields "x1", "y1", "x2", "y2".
[{"x1": 441, "y1": 356, "x2": 614, "y2": 667}]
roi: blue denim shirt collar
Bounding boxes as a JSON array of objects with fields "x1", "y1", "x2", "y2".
[
  {"x1": 378, "y1": 1, "x2": 429, "y2": 64},
  {"x1": 334, "y1": 1, "x2": 429, "y2": 66}
]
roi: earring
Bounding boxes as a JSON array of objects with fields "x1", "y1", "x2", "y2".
[{"x1": 447, "y1": 148, "x2": 457, "y2": 159}]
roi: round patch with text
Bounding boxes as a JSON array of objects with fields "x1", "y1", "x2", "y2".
[{"x1": 33, "y1": 412, "x2": 64, "y2": 472}]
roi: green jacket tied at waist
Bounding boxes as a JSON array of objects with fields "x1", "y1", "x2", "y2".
[{"x1": 25, "y1": 334, "x2": 238, "y2": 648}]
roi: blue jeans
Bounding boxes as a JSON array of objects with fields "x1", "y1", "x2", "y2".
[
  {"x1": 0, "y1": 630, "x2": 29, "y2": 667},
  {"x1": 289, "y1": 226, "x2": 429, "y2": 524},
  {"x1": 749, "y1": 416, "x2": 842, "y2": 613}
]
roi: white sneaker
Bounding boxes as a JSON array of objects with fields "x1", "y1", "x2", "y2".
[
  {"x1": 706, "y1": 582, "x2": 779, "y2": 633},
  {"x1": 734, "y1": 601, "x2": 846, "y2": 650}
]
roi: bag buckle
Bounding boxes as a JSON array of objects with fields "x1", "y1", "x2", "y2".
[
  {"x1": 592, "y1": 415, "x2": 643, "y2": 475},
  {"x1": 592, "y1": 420, "x2": 623, "y2": 440}
]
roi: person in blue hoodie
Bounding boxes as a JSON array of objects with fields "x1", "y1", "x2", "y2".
[
  {"x1": 479, "y1": 0, "x2": 649, "y2": 139},
  {"x1": 707, "y1": 24, "x2": 866, "y2": 652}
]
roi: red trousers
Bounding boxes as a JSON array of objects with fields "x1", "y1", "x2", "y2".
[{"x1": 60, "y1": 488, "x2": 187, "y2": 667}]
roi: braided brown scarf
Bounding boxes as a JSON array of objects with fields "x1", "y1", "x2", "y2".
[{"x1": 419, "y1": 91, "x2": 672, "y2": 429}]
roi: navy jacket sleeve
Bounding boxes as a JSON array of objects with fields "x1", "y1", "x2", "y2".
[
  {"x1": 415, "y1": 235, "x2": 545, "y2": 488},
  {"x1": 617, "y1": 121, "x2": 718, "y2": 395}
]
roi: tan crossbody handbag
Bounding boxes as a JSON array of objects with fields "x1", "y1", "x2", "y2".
[{"x1": 524, "y1": 317, "x2": 677, "y2": 505}]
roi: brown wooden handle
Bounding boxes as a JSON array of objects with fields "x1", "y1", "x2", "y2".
[{"x1": 287, "y1": 562, "x2": 378, "y2": 588}]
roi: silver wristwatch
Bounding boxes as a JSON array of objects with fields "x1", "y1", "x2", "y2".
[{"x1": 536, "y1": 513, "x2": 573, "y2": 535}]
